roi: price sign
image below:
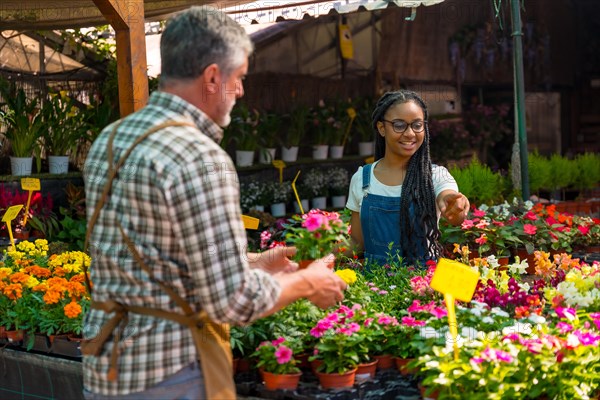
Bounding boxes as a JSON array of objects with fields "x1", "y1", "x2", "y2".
[
  {"x1": 20, "y1": 177, "x2": 40, "y2": 227},
  {"x1": 2, "y1": 204, "x2": 24, "y2": 249},
  {"x1": 272, "y1": 160, "x2": 286, "y2": 183},
  {"x1": 21, "y1": 178, "x2": 41, "y2": 191},
  {"x1": 430, "y1": 258, "x2": 480, "y2": 360},
  {"x1": 241, "y1": 215, "x2": 260, "y2": 230}
]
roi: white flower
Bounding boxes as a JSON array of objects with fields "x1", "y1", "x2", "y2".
[
  {"x1": 486, "y1": 255, "x2": 499, "y2": 269},
  {"x1": 425, "y1": 361, "x2": 440, "y2": 368},
  {"x1": 528, "y1": 314, "x2": 546, "y2": 324},
  {"x1": 490, "y1": 308, "x2": 510, "y2": 318},
  {"x1": 482, "y1": 316, "x2": 495, "y2": 324},
  {"x1": 509, "y1": 259, "x2": 528, "y2": 275},
  {"x1": 502, "y1": 322, "x2": 535, "y2": 338}
]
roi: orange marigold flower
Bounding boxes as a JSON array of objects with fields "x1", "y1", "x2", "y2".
[
  {"x1": 10, "y1": 272, "x2": 31, "y2": 284},
  {"x1": 4, "y1": 283, "x2": 23, "y2": 300},
  {"x1": 25, "y1": 266, "x2": 51, "y2": 278},
  {"x1": 43, "y1": 289, "x2": 62, "y2": 304},
  {"x1": 32, "y1": 283, "x2": 48, "y2": 292},
  {"x1": 53, "y1": 266, "x2": 66, "y2": 277},
  {"x1": 66, "y1": 281, "x2": 87, "y2": 298},
  {"x1": 64, "y1": 300, "x2": 82, "y2": 318}
]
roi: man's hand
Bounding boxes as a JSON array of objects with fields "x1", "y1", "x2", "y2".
[
  {"x1": 438, "y1": 191, "x2": 469, "y2": 226},
  {"x1": 299, "y1": 254, "x2": 347, "y2": 309},
  {"x1": 247, "y1": 247, "x2": 298, "y2": 274}
]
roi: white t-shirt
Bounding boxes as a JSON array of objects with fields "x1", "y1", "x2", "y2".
[{"x1": 346, "y1": 160, "x2": 459, "y2": 212}]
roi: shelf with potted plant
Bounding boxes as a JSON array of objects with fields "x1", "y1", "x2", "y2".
[
  {"x1": 40, "y1": 90, "x2": 89, "y2": 174},
  {"x1": 0, "y1": 79, "x2": 44, "y2": 176}
]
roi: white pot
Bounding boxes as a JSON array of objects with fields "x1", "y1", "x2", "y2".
[
  {"x1": 329, "y1": 145, "x2": 344, "y2": 159},
  {"x1": 293, "y1": 199, "x2": 309, "y2": 215},
  {"x1": 358, "y1": 141, "x2": 374, "y2": 156},
  {"x1": 251, "y1": 205, "x2": 265, "y2": 212},
  {"x1": 270, "y1": 202, "x2": 287, "y2": 217},
  {"x1": 331, "y1": 195, "x2": 347, "y2": 209},
  {"x1": 235, "y1": 150, "x2": 255, "y2": 167},
  {"x1": 311, "y1": 196, "x2": 327, "y2": 210},
  {"x1": 48, "y1": 155, "x2": 70, "y2": 174},
  {"x1": 10, "y1": 156, "x2": 33, "y2": 176},
  {"x1": 312, "y1": 145, "x2": 329, "y2": 160},
  {"x1": 281, "y1": 146, "x2": 299, "y2": 162},
  {"x1": 259, "y1": 148, "x2": 276, "y2": 164}
]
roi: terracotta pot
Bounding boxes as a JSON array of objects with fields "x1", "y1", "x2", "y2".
[
  {"x1": 236, "y1": 358, "x2": 251, "y2": 373},
  {"x1": 420, "y1": 383, "x2": 440, "y2": 400},
  {"x1": 233, "y1": 358, "x2": 239, "y2": 375},
  {"x1": 586, "y1": 246, "x2": 600, "y2": 254},
  {"x1": 14, "y1": 229, "x2": 30, "y2": 240},
  {"x1": 315, "y1": 368, "x2": 357, "y2": 389},
  {"x1": 0, "y1": 326, "x2": 6, "y2": 340},
  {"x1": 372, "y1": 354, "x2": 394, "y2": 369},
  {"x1": 262, "y1": 370, "x2": 302, "y2": 391},
  {"x1": 298, "y1": 260, "x2": 315, "y2": 270},
  {"x1": 6, "y1": 329, "x2": 24, "y2": 343},
  {"x1": 497, "y1": 256, "x2": 509, "y2": 271},
  {"x1": 355, "y1": 359, "x2": 378, "y2": 379},
  {"x1": 48, "y1": 333, "x2": 69, "y2": 344},
  {"x1": 394, "y1": 357, "x2": 416, "y2": 375}
]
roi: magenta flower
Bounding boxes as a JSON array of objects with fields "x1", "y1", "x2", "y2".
[
  {"x1": 407, "y1": 300, "x2": 426, "y2": 313},
  {"x1": 473, "y1": 208, "x2": 486, "y2": 218},
  {"x1": 401, "y1": 316, "x2": 426, "y2": 327},
  {"x1": 556, "y1": 322, "x2": 573, "y2": 335},
  {"x1": 271, "y1": 337, "x2": 285, "y2": 346},
  {"x1": 555, "y1": 307, "x2": 577, "y2": 321},
  {"x1": 475, "y1": 233, "x2": 488, "y2": 245},
  {"x1": 275, "y1": 345, "x2": 293, "y2": 364},
  {"x1": 310, "y1": 326, "x2": 326, "y2": 338},
  {"x1": 523, "y1": 224, "x2": 537, "y2": 235},
  {"x1": 524, "y1": 211, "x2": 538, "y2": 221},
  {"x1": 302, "y1": 213, "x2": 327, "y2": 231},
  {"x1": 430, "y1": 307, "x2": 448, "y2": 318},
  {"x1": 364, "y1": 317, "x2": 374, "y2": 327},
  {"x1": 577, "y1": 225, "x2": 590, "y2": 235},
  {"x1": 377, "y1": 315, "x2": 394, "y2": 325}
]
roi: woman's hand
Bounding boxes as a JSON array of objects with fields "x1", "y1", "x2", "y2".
[
  {"x1": 438, "y1": 191, "x2": 470, "y2": 226},
  {"x1": 247, "y1": 246, "x2": 298, "y2": 274}
]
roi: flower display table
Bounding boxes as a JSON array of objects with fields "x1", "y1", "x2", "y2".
[{"x1": 0, "y1": 348, "x2": 84, "y2": 400}]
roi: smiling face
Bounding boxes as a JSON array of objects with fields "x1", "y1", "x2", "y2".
[{"x1": 376, "y1": 100, "x2": 425, "y2": 163}]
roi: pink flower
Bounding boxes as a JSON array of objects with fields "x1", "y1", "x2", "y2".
[
  {"x1": 473, "y1": 208, "x2": 486, "y2": 218},
  {"x1": 378, "y1": 290, "x2": 388, "y2": 295},
  {"x1": 578, "y1": 225, "x2": 590, "y2": 235},
  {"x1": 377, "y1": 315, "x2": 394, "y2": 325},
  {"x1": 555, "y1": 307, "x2": 577, "y2": 321},
  {"x1": 475, "y1": 220, "x2": 490, "y2": 229},
  {"x1": 523, "y1": 224, "x2": 537, "y2": 235},
  {"x1": 275, "y1": 345, "x2": 293, "y2": 364},
  {"x1": 492, "y1": 220, "x2": 505, "y2": 227},
  {"x1": 310, "y1": 327, "x2": 325, "y2": 338},
  {"x1": 524, "y1": 211, "x2": 538, "y2": 221},
  {"x1": 302, "y1": 214, "x2": 327, "y2": 231},
  {"x1": 556, "y1": 322, "x2": 573, "y2": 334},
  {"x1": 475, "y1": 233, "x2": 487, "y2": 245},
  {"x1": 407, "y1": 300, "x2": 426, "y2": 313},
  {"x1": 401, "y1": 316, "x2": 426, "y2": 327},
  {"x1": 461, "y1": 219, "x2": 474, "y2": 229},
  {"x1": 430, "y1": 307, "x2": 448, "y2": 318},
  {"x1": 364, "y1": 318, "x2": 374, "y2": 327},
  {"x1": 271, "y1": 337, "x2": 285, "y2": 346}
]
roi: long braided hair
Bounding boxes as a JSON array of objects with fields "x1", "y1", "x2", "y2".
[{"x1": 372, "y1": 90, "x2": 443, "y2": 265}]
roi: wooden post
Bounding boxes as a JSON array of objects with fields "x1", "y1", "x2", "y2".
[{"x1": 92, "y1": 0, "x2": 149, "y2": 117}]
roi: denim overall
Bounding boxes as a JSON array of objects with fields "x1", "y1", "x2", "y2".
[{"x1": 360, "y1": 164, "x2": 426, "y2": 266}]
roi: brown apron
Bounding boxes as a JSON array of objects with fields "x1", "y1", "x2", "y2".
[{"x1": 81, "y1": 120, "x2": 236, "y2": 399}]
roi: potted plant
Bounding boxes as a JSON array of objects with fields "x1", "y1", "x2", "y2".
[
  {"x1": 310, "y1": 99, "x2": 338, "y2": 160},
  {"x1": 257, "y1": 111, "x2": 281, "y2": 164},
  {"x1": 281, "y1": 105, "x2": 308, "y2": 162},
  {"x1": 267, "y1": 181, "x2": 291, "y2": 217},
  {"x1": 251, "y1": 337, "x2": 302, "y2": 390},
  {"x1": 40, "y1": 90, "x2": 88, "y2": 174},
  {"x1": 227, "y1": 104, "x2": 260, "y2": 167},
  {"x1": 302, "y1": 168, "x2": 329, "y2": 209},
  {"x1": 308, "y1": 305, "x2": 370, "y2": 388},
  {"x1": 328, "y1": 99, "x2": 354, "y2": 159},
  {"x1": 327, "y1": 167, "x2": 349, "y2": 209},
  {"x1": 284, "y1": 209, "x2": 349, "y2": 266},
  {"x1": 353, "y1": 97, "x2": 375, "y2": 156},
  {"x1": 0, "y1": 79, "x2": 43, "y2": 176}
]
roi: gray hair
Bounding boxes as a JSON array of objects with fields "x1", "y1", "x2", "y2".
[{"x1": 160, "y1": 6, "x2": 253, "y2": 85}]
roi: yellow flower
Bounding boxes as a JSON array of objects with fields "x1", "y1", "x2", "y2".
[
  {"x1": 25, "y1": 275, "x2": 40, "y2": 289},
  {"x1": 335, "y1": 269, "x2": 357, "y2": 285}
]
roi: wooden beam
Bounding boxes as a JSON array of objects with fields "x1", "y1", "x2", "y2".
[{"x1": 92, "y1": 0, "x2": 149, "y2": 117}]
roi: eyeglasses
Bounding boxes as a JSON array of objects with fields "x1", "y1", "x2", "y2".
[{"x1": 381, "y1": 119, "x2": 427, "y2": 134}]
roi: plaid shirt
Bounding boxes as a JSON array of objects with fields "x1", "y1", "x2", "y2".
[{"x1": 82, "y1": 91, "x2": 281, "y2": 396}]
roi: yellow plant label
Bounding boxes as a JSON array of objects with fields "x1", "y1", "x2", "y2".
[
  {"x1": 347, "y1": 107, "x2": 356, "y2": 119},
  {"x1": 241, "y1": 215, "x2": 260, "y2": 230},
  {"x1": 2, "y1": 204, "x2": 23, "y2": 222},
  {"x1": 21, "y1": 178, "x2": 41, "y2": 191},
  {"x1": 364, "y1": 156, "x2": 375, "y2": 164},
  {"x1": 291, "y1": 170, "x2": 304, "y2": 215},
  {"x1": 430, "y1": 258, "x2": 479, "y2": 302},
  {"x1": 272, "y1": 160, "x2": 286, "y2": 183}
]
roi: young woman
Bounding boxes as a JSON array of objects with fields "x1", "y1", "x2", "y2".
[{"x1": 346, "y1": 90, "x2": 469, "y2": 266}]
